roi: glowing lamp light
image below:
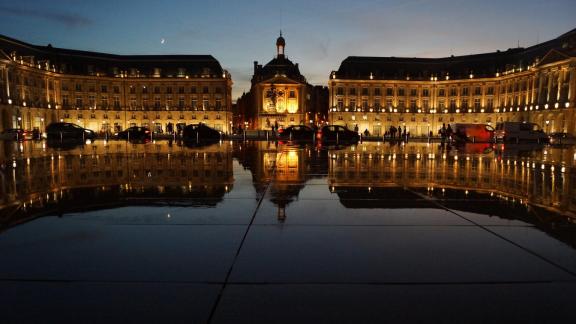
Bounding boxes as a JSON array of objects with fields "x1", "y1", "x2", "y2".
[
  {"x1": 8, "y1": 98, "x2": 12, "y2": 104},
  {"x1": 555, "y1": 103, "x2": 559, "y2": 109},
  {"x1": 545, "y1": 104, "x2": 549, "y2": 109},
  {"x1": 565, "y1": 102, "x2": 570, "y2": 108}
]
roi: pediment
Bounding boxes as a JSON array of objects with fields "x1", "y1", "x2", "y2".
[
  {"x1": 259, "y1": 75, "x2": 303, "y2": 85},
  {"x1": 536, "y1": 49, "x2": 571, "y2": 66}
]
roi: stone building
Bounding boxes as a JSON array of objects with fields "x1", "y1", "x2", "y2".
[
  {"x1": 0, "y1": 34, "x2": 233, "y2": 135},
  {"x1": 329, "y1": 29, "x2": 576, "y2": 137},
  {"x1": 239, "y1": 33, "x2": 315, "y2": 130}
]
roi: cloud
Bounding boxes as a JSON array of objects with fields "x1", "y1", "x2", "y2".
[{"x1": 0, "y1": 5, "x2": 93, "y2": 27}]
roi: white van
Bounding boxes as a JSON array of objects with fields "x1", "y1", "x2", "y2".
[{"x1": 494, "y1": 122, "x2": 548, "y2": 143}]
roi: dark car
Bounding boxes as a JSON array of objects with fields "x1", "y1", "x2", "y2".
[
  {"x1": 182, "y1": 123, "x2": 221, "y2": 143},
  {"x1": 115, "y1": 126, "x2": 152, "y2": 141},
  {"x1": 0, "y1": 128, "x2": 32, "y2": 140},
  {"x1": 548, "y1": 132, "x2": 576, "y2": 145},
  {"x1": 46, "y1": 122, "x2": 96, "y2": 140},
  {"x1": 277, "y1": 125, "x2": 316, "y2": 141},
  {"x1": 316, "y1": 125, "x2": 360, "y2": 143}
]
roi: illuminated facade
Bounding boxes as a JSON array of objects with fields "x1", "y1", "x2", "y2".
[
  {"x1": 242, "y1": 33, "x2": 312, "y2": 130},
  {"x1": 0, "y1": 35, "x2": 233, "y2": 134},
  {"x1": 329, "y1": 29, "x2": 576, "y2": 137}
]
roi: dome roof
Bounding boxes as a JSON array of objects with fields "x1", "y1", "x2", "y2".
[{"x1": 276, "y1": 35, "x2": 285, "y2": 47}]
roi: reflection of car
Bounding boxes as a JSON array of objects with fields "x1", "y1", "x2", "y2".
[
  {"x1": 494, "y1": 122, "x2": 547, "y2": 143},
  {"x1": 0, "y1": 128, "x2": 32, "y2": 140},
  {"x1": 182, "y1": 124, "x2": 221, "y2": 142},
  {"x1": 46, "y1": 123, "x2": 96, "y2": 140},
  {"x1": 548, "y1": 132, "x2": 576, "y2": 145},
  {"x1": 115, "y1": 126, "x2": 151, "y2": 140},
  {"x1": 277, "y1": 125, "x2": 316, "y2": 141},
  {"x1": 451, "y1": 123, "x2": 494, "y2": 143},
  {"x1": 316, "y1": 125, "x2": 360, "y2": 143}
]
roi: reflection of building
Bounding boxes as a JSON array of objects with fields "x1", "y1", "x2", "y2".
[
  {"x1": 329, "y1": 29, "x2": 576, "y2": 137},
  {"x1": 327, "y1": 142, "x2": 576, "y2": 217},
  {"x1": 0, "y1": 35, "x2": 233, "y2": 134},
  {"x1": 0, "y1": 141, "x2": 234, "y2": 210},
  {"x1": 238, "y1": 33, "x2": 320, "y2": 130}
]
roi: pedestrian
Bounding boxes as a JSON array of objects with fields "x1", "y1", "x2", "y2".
[
  {"x1": 364, "y1": 129, "x2": 370, "y2": 137},
  {"x1": 354, "y1": 124, "x2": 359, "y2": 133},
  {"x1": 446, "y1": 124, "x2": 453, "y2": 143}
]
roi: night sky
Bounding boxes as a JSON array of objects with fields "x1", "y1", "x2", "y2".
[{"x1": 1, "y1": 0, "x2": 574, "y2": 99}]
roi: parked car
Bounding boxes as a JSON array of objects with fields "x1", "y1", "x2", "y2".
[
  {"x1": 0, "y1": 128, "x2": 32, "y2": 140},
  {"x1": 451, "y1": 123, "x2": 495, "y2": 143},
  {"x1": 46, "y1": 122, "x2": 96, "y2": 140},
  {"x1": 548, "y1": 132, "x2": 576, "y2": 145},
  {"x1": 277, "y1": 125, "x2": 316, "y2": 141},
  {"x1": 115, "y1": 126, "x2": 152, "y2": 141},
  {"x1": 494, "y1": 122, "x2": 547, "y2": 143},
  {"x1": 182, "y1": 123, "x2": 221, "y2": 142},
  {"x1": 316, "y1": 125, "x2": 360, "y2": 143}
]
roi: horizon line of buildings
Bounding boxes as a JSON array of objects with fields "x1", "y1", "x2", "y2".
[{"x1": 1, "y1": 28, "x2": 575, "y2": 136}]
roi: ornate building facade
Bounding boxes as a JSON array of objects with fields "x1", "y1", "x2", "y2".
[
  {"x1": 238, "y1": 33, "x2": 316, "y2": 130},
  {"x1": 0, "y1": 35, "x2": 233, "y2": 135},
  {"x1": 329, "y1": 29, "x2": 576, "y2": 137}
]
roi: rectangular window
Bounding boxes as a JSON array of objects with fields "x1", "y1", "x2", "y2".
[
  {"x1": 410, "y1": 88, "x2": 417, "y2": 96},
  {"x1": 474, "y1": 98, "x2": 481, "y2": 109},
  {"x1": 76, "y1": 96, "x2": 83, "y2": 108},
  {"x1": 487, "y1": 87, "x2": 494, "y2": 95},
  {"x1": 75, "y1": 83, "x2": 82, "y2": 91},
  {"x1": 215, "y1": 99, "x2": 222, "y2": 110},
  {"x1": 62, "y1": 95, "x2": 69, "y2": 107},
  {"x1": 398, "y1": 88, "x2": 405, "y2": 96},
  {"x1": 89, "y1": 95, "x2": 95, "y2": 108},
  {"x1": 374, "y1": 99, "x2": 380, "y2": 109},
  {"x1": 179, "y1": 97, "x2": 185, "y2": 109},
  {"x1": 362, "y1": 99, "x2": 368, "y2": 109},
  {"x1": 386, "y1": 88, "x2": 393, "y2": 96},
  {"x1": 361, "y1": 87, "x2": 368, "y2": 96},
  {"x1": 349, "y1": 99, "x2": 356, "y2": 109},
  {"x1": 349, "y1": 88, "x2": 356, "y2": 96},
  {"x1": 474, "y1": 87, "x2": 481, "y2": 95},
  {"x1": 438, "y1": 89, "x2": 445, "y2": 96},
  {"x1": 154, "y1": 86, "x2": 160, "y2": 94},
  {"x1": 100, "y1": 96, "x2": 108, "y2": 109},
  {"x1": 101, "y1": 85, "x2": 107, "y2": 93},
  {"x1": 336, "y1": 87, "x2": 344, "y2": 96},
  {"x1": 113, "y1": 86, "x2": 120, "y2": 94},
  {"x1": 178, "y1": 86, "x2": 185, "y2": 94},
  {"x1": 450, "y1": 88, "x2": 457, "y2": 96},
  {"x1": 487, "y1": 98, "x2": 494, "y2": 109},
  {"x1": 203, "y1": 86, "x2": 209, "y2": 94},
  {"x1": 461, "y1": 87, "x2": 469, "y2": 96},
  {"x1": 191, "y1": 99, "x2": 197, "y2": 109},
  {"x1": 129, "y1": 86, "x2": 135, "y2": 94},
  {"x1": 215, "y1": 87, "x2": 222, "y2": 94},
  {"x1": 410, "y1": 99, "x2": 417, "y2": 109},
  {"x1": 142, "y1": 86, "x2": 148, "y2": 94},
  {"x1": 374, "y1": 88, "x2": 381, "y2": 96},
  {"x1": 422, "y1": 89, "x2": 430, "y2": 97},
  {"x1": 337, "y1": 99, "x2": 343, "y2": 109},
  {"x1": 439, "y1": 100, "x2": 445, "y2": 109},
  {"x1": 113, "y1": 96, "x2": 120, "y2": 109},
  {"x1": 289, "y1": 90, "x2": 296, "y2": 98},
  {"x1": 155, "y1": 97, "x2": 161, "y2": 109},
  {"x1": 203, "y1": 99, "x2": 209, "y2": 109},
  {"x1": 166, "y1": 87, "x2": 172, "y2": 94}
]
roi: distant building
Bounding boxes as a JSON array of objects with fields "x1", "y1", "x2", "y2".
[
  {"x1": 242, "y1": 33, "x2": 317, "y2": 130},
  {"x1": 0, "y1": 34, "x2": 233, "y2": 134},
  {"x1": 329, "y1": 29, "x2": 576, "y2": 136}
]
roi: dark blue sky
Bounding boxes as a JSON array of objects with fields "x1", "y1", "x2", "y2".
[{"x1": 1, "y1": 0, "x2": 574, "y2": 99}]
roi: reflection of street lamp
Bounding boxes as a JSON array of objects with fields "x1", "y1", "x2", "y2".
[
  {"x1": 17, "y1": 116, "x2": 22, "y2": 129},
  {"x1": 545, "y1": 120, "x2": 550, "y2": 133}
]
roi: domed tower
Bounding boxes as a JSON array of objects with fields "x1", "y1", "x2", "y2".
[{"x1": 276, "y1": 31, "x2": 285, "y2": 58}]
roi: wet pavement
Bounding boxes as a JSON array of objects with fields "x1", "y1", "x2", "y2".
[{"x1": 1, "y1": 139, "x2": 576, "y2": 323}]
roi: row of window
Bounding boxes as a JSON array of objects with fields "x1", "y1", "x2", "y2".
[
  {"x1": 61, "y1": 95, "x2": 224, "y2": 110},
  {"x1": 336, "y1": 98, "x2": 495, "y2": 110},
  {"x1": 335, "y1": 86, "x2": 497, "y2": 97},
  {"x1": 61, "y1": 84, "x2": 224, "y2": 94},
  {"x1": 63, "y1": 113, "x2": 226, "y2": 120}
]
